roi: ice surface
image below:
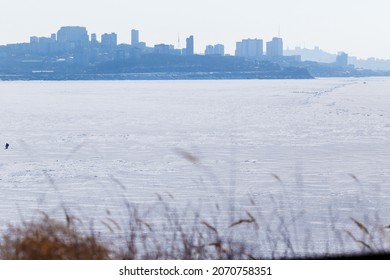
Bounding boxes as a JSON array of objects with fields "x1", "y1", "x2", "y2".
[{"x1": 1, "y1": 78, "x2": 390, "y2": 255}]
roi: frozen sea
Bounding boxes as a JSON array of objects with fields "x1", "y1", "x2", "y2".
[{"x1": 1, "y1": 78, "x2": 390, "y2": 256}]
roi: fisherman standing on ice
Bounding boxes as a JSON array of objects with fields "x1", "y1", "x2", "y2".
[{"x1": 5, "y1": 143, "x2": 9, "y2": 149}]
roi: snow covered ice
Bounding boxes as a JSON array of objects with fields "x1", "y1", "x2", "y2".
[{"x1": 1, "y1": 78, "x2": 390, "y2": 255}]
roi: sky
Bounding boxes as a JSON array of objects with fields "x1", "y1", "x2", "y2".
[{"x1": 0, "y1": 0, "x2": 389, "y2": 59}]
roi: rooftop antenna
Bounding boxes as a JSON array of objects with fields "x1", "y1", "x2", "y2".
[
  {"x1": 278, "y1": 25, "x2": 281, "y2": 37},
  {"x1": 178, "y1": 34, "x2": 181, "y2": 49}
]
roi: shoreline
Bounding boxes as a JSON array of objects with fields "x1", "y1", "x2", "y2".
[
  {"x1": 0, "y1": 71, "x2": 314, "y2": 81},
  {"x1": 2, "y1": 73, "x2": 390, "y2": 81}
]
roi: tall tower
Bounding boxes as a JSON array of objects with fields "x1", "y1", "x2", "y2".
[
  {"x1": 91, "y1": 33, "x2": 97, "y2": 43},
  {"x1": 186, "y1": 35, "x2": 194, "y2": 56},
  {"x1": 266, "y1": 37, "x2": 283, "y2": 57},
  {"x1": 131, "y1": 29, "x2": 139, "y2": 46},
  {"x1": 235, "y1": 39, "x2": 263, "y2": 59}
]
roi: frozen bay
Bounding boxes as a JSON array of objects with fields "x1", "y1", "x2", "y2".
[{"x1": 1, "y1": 78, "x2": 390, "y2": 256}]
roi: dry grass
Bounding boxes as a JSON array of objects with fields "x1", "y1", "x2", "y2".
[
  {"x1": 0, "y1": 215, "x2": 110, "y2": 260},
  {"x1": 1, "y1": 158, "x2": 390, "y2": 260},
  {"x1": 0, "y1": 202, "x2": 389, "y2": 259}
]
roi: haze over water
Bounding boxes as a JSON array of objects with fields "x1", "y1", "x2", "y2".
[{"x1": 1, "y1": 78, "x2": 390, "y2": 255}]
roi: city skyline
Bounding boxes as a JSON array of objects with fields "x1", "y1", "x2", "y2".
[
  {"x1": 0, "y1": 0, "x2": 389, "y2": 60},
  {"x1": 4, "y1": 25, "x2": 390, "y2": 73},
  {"x1": 25, "y1": 26, "x2": 286, "y2": 56},
  {"x1": 2, "y1": 25, "x2": 286, "y2": 58},
  {"x1": 0, "y1": 24, "x2": 382, "y2": 60},
  {"x1": 0, "y1": 25, "x2": 377, "y2": 61}
]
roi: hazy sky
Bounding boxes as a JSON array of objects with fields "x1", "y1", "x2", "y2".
[{"x1": 0, "y1": 0, "x2": 389, "y2": 59}]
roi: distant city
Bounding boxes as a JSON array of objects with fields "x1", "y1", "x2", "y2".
[{"x1": 0, "y1": 26, "x2": 389, "y2": 80}]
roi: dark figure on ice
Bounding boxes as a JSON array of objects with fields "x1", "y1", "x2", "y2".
[{"x1": 5, "y1": 143, "x2": 9, "y2": 149}]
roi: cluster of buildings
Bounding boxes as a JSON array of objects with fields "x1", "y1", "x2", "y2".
[
  {"x1": 0, "y1": 26, "x2": 198, "y2": 66},
  {"x1": 0, "y1": 26, "x2": 292, "y2": 64},
  {"x1": 235, "y1": 37, "x2": 283, "y2": 59},
  {"x1": 0, "y1": 25, "x2": 358, "y2": 78}
]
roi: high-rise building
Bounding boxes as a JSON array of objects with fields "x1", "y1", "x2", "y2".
[
  {"x1": 30, "y1": 36, "x2": 39, "y2": 44},
  {"x1": 90, "y1": 33, "x2": 99, "y2": 48},
  {"x1": 336, "y1": 52, "x2": 348, "y2": 67},
  {"x1": 205, "y1": 44, "x2": 225, "y2": 56},
  {"x1": 154, "y1": 44, "x2": 174, "y2": 55},
  {"x1": 205, "y1": 45, "x2": 214, "y2": 55},
  {"x1": 131, "y1": 29, "x2": 139, "y2": 46},
  {"x1": 235, "y1": 39, "x2": 263, "y2": 59},
  {"x1": 214, "y1": 44, "x2": 225, "y2": 56},
  {"x1": 186, "y1": 35, "x2": 194, "y2": 56},
  {"x1": 266, "y1": 37, "x2": 283, "y2": 57},
  {"x1": 101, "y1": 33, "x2": 117, "y2": 50},
  {"x1": 57, "y1": 26, "x2": 89, "y2": 46},
  {"x1": 91, "y1": 33, "x2": 97, "y2": 43}
]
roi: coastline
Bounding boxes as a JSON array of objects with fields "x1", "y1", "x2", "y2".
[{"x1": 0, "y1": 70, "x2": 314, "y2": 81}]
